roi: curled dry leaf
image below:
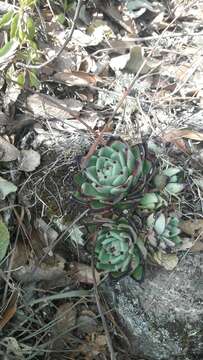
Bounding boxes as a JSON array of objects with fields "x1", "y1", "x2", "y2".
[
  {"x1": 26, "y1": 94, "x2": 81, "y2": 120},
  {"x1": 153, "y1": 251, "x2": 179, "y2": 270},
  {"x1": 0, "y1": 290, "x2": 18, "y2": 330},
  {"x1": 54, "y1": 302, "x2": 77, "y2": 338},
  {"x1": 162, "y1": 129, "x2": 203, "y2": 142},
  {"x1": 70, "y1": 262, "x2": 100, "y2": 285},
  {"x1": 76, "y1": 310, "x2": 98, "y2": 336},
  {"x1": 18, "y1": 149, "x2": 41, "y2": 172},
  {"x1": 180, "y1": 219, "x2": 203, "y2": 239},
  {"x1": 0, "y1": 137, "x2": 20, "y2": 161},
  {"x1": 53, "y1": 71, "x2": 100, "y2": 87}
]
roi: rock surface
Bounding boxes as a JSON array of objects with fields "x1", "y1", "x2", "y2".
[{"x1": 102, "y1": 253, "x2": 203, "y2": 360}]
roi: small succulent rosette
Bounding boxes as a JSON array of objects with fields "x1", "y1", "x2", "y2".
[
  {"x1": 153, "y1": 166, "x2": 185, "y2": 195},
  {"x1": 94, "y1": 219, "x2": 147, "y2": 281},
  {"x1": 146, "y1": 213, "x2": 182, "y2": 253},
  {"x1": 74, "y1": 140, "x2": 152, "y2": 210},
  {"x1": 139, "y1": 192, "x2": 167, "y2": 210}
]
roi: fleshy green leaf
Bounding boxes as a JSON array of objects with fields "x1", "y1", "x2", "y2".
[
  {"x1": 162, "y1": 167, "x2": 181, "y2": 177},
  {"x1": 0, "y1": 222, "x2": 10, "y2": 262},
  {"x1": 140, "y1": 192, "x2": 158, "y2": 207},
  {"x1": 165, "y1": 183, "x2": 184, "y2": 194},
  {"x1": 142, "y1": 159, "x2": 151, "y2": 176},
  {"x1": 131, "y1": 264, "x2": 144, "y2": 281},
  {"x1": 154, "y1": 214, "x2": 166, "y2": 235}
]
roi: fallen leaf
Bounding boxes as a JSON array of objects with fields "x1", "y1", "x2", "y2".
[
  {"x1": 70, "y1": 262, "x2": 100, "y2": 285},
  {"x1": 26, "y1": 94, "x2": 81, "y2": 120},
  {"x1": 153, "y1": 251, "x2": 179, "y2": 270},
  {"x1": 0, "y1": 289, "x2": 18, "y2": 330},
  {"x1": 18, "y1": 149, "x2": 41, "y2": 172},
  {"x1": 180, "y1": 219, "x2": 203, "y2": 238},
  {"x1": 54, "y1": 302, "x2": 77, "y2": 337},
  {"x1": 0, "y1": 177, "x2": 17, "y2": 200},
  {"x1": 163, "y1": 128, "x2": 203, "y2": 142},
  {"x1": 176, "y1": 238, "x2": 194, "y2": 251},
  {"x1": 76, "y1": 310, "x2": 98, "y2": 335},
  {"x1": 0, "y1": 137, "x2": 20, "y2": 161},
  {"x1": 53, "y1": 71, "x2": 100, "y2": 87}
]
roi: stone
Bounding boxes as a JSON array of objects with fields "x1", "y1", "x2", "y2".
[{"x1": 102, "y1": 253, "x2": 203, "y2": 360}]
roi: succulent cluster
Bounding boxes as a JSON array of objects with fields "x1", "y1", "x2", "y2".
[
  {"x1": 95, "y1": 220, "x2": 146, "y2": 280},
  {"x1": 74, "y1": 140, "x2": 151, "y2": 210},
  {"x1": 147, "y1": 213, "x2": 182, "y2": 252},
  {"x1": 74, "y1": 139, "x2": 184, "y2": 281}
]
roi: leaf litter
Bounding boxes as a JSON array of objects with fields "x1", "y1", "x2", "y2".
[{"x1": 0, "y1": 0, "x2": 202, "y2": 359}]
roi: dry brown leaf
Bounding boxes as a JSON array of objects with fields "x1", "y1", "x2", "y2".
[
  {"x1": 53, "y1": 71, "x2": 100, "y2": 87},
  {"x1": 180, "y1": 219, "x2": 203, "y2": 238},
  {"x1": 26, "y1": 94, "x2": 81, "y2": 119},
  {"x1": 0, "y1": 290, "x2": 18, "y2": 330},
  {"x1": 54, "y1": 302, "x2": 77, "y2": 337},
  {"x1": 70, "y1": 262, "x2": 100, "y2": 284},
  {"x1": 163, "y1": 128, "x2": 203, "y2": 142}
]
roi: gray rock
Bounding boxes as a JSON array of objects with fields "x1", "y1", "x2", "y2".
[{"x1": 102, "y1": 254, "x2": 203, "y2": 360}]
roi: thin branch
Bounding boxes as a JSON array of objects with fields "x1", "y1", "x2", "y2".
[{"x1": 16, "y1": 0, "x2": 82, "y2": 70}]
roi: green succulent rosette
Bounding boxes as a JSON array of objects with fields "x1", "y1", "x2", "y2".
[
  {"x1": 74, "y1": 140, "x2": 152, "y2": 209},
  {"x1": 95, "y1": 220, "x2": 147, "y2": 281},
  {"x1": 146, "y1": 213, "x2": 182, "y2": 252}
]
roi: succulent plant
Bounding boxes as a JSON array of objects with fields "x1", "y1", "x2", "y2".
[
  {"x1": 74, "y1": 140, "x2": 152, "y2": 209},
  {"x1": 95, "y1": 220, "x2": 146, "y2": 281},
  {"x1": 146, "y1": 213, "x2": 182, "y2": 252},
  {"x1": 139, "y1": 192, "x2": 167, "y2": 210},
  {"x1": 153, "y1": 167, "x2": 185, "y2": 195}
]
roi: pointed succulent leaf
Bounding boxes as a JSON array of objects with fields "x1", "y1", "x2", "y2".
[
  {"x1": 162, "y1": 167, "x2": 181, "y2": 177},
  {"x1": 131, "y1": 264, "x2": 144, "y2": 281},
  {"x1": 154, "y1": 214, "x2": 166, "y2": 235},
  {"x1": 170, "y1": 175, "x2": 178, "y2": 183},
  {"x1": 140, "y1": 192, "x2": 159, "y2": 208},
  {"x1": 126, "y1": 148, "x2": 136, "y2": 172},
  {"x1": 142, "y1": 159, "x2": 152, "y2": 176},
  {"x1": 147, "y1": 213, "x2": 155, "y2": 227},
  {"x1": 73, "y1": 173, "x2": 87, "y2": 186},
  {"x1": 165, "y1": 183, "x2": 185, "y2": 194}
]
